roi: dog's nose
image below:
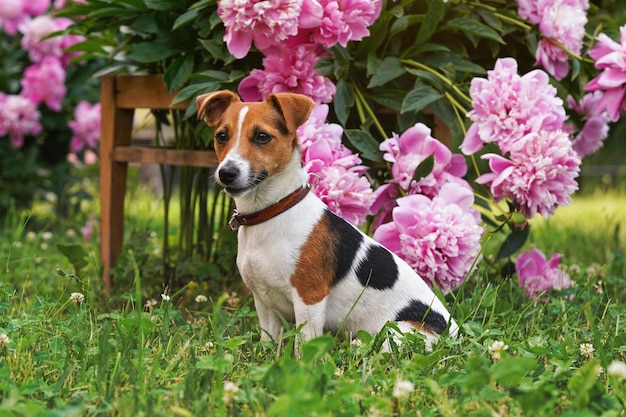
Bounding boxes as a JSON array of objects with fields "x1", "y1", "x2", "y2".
[{"x1": 218, "y1": 165, "x2": 239, "y2": 184}]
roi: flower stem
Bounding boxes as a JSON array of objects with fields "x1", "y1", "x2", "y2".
[
  {"x1": 354, "y1": 86, "x2": 389, "y2": 139},
  {"x1": 401, "y1": 59, "x2": 472, "y2": 104}
]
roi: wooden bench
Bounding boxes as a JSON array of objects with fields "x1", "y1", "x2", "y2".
[{"x1": 99, "y1": 74, "x2": 218, "y2": 288}]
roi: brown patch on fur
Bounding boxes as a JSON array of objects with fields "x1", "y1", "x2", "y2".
[
  {"x1": 237, "y1": 104, "x2": 295, "y2": 176},
  {"x1": 404, "y1": 320, "x2": 438, "y2": 336},
  {"x1": 290, "y1": 214, "x2": 337, "y2": 305}
]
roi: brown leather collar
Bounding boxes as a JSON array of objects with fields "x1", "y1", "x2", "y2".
[{"x1": 228, "y1": 185, "x2": 311, "y2": 231}]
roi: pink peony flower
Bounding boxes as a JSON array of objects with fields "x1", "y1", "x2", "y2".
[
  {"x1": 217, "y1": 0, "x2": 323, "y2": 59},
  {"x1": 371, "y1": 123, "x2": 471, "y2": 231},
  {"x1": 0, "y1": 93, "x2": 42, "y2": 148},
  {"x1": 477, "y1": 129, "x2": 581, "y2": 219},
  {"x1": 522, "y1": 0, "x2": 588, "y2": 80},
  {"x1": 517, "y1": 0, "x2": 542, "y2": 24},
  {"x1": 565, "y1": 92, "x2": 611, "y2": 158},
  {"x1": 20, "y1": 57, "x2": 66, "y2": 111},
  {"x1": 298, "y1": 104, "x2": 362, "y2": 171},
  {"x1": 297, "y1": 104, "x2": 374, "y2": 225},
  {"x1": 19, "y1": 15, "x2": 83, "y2": 64},
  {"x1": 23, "y1": 0, "x2": 51, "y2": 16},
  {"x1": 534, "y1": 39, "x2": 571, "y2": 81},
  {"x1": 310, "y1": 0, "x2": 382, "y2": 48},
  {"x1": 516, "y1": 248, "x2": 572, "y2": 298},
  {"x1": 0, "y1": 0, "x2": 29, "y2": 35},
  {"x1": 584, "y1": 25, "x2": 626, "y2": 121},
  {"x1": 461, "y1": 57, "x2": 566, "y2": 155},
  {"x1": 517, "y1": 0, "x2": 589, "y2": 26},
  {"x1": 68, "y1": 101, "x2": 101, "y2": 152},
  {"x1": 312, "y1": 164, "x2": 375, "y2": 226},
  {"x1": 380, "y1": 123, "x2": 469, "y2": 196},
  {"x1": 238, "y1": 44, "x2": 336, "y2": 104},
  {"x1": 373, "y1": 183, "x2": 484, "y2": 293}
]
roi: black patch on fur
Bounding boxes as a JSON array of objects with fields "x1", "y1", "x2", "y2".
[
  {"x1": 326, "y1": 209, "x2": 363, "y2": 284},
  {"x1": 356, "y1": 245, "x2": 398, "y2": 290},
  {"x1": 395, "y1": 299, "x2": 448, "y2": 334}
]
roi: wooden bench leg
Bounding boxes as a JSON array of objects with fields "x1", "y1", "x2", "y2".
[{"x1": 100, "y1": 75, "x2": 135, "y2": 289}]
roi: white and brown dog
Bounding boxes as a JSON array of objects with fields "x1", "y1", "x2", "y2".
[{"x1": 196, "y1": 90, "x2": 459, "y2": 350}]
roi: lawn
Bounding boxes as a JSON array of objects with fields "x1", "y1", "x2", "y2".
[{"x1": 0, "y1": 174, "x2": 625, "y2": 416}]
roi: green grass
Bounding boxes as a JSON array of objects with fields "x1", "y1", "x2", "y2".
[{"x1": 1, "y1": 180, "x2": 625, "y2": 416}]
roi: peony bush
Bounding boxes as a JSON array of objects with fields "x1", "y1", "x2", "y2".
[
  {"x1": 59, "y1": 0, "x2": 626, "y2": 297},
  {"x1": 0, "y1": 0, "x2": 102, "y2": 214}
]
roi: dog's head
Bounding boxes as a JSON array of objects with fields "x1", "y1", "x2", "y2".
[{"x1": 196, "y1": 90, "x2": 314, "y2": 196}]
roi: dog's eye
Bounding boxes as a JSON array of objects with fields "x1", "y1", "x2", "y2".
[
  {"x1": 215, "y1": 131, "x2": 228, "y2": 145},
  {"x1": 253, "y1": 131, "x2": 272, "y2": 145}
]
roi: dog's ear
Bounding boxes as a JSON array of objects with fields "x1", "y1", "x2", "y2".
[
  {"x1": 196, "y1": 90, "x2": 241, "y2": 128},
  {"x1": 266, "y1": 93, "x2": 315, "y2": 134}
]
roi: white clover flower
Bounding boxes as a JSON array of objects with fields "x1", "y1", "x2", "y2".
[
  {"x1": 205, "y1": 341, "x2": 215, "y2": 349},
  {"x1": 0, "y1": 333, "x2": 10, "y2": 348},
  {"x1": 351, "y1": 338, "x2": 362, "y2": 348},
  {"x1": 65, "y1": 229, "x2": 77, "y2": 238},
  {"x1": 392, "y1": 379, "x2": 414, "y2": 399},
  {"x1": 13, "y1": 242, "x2": 22, "y2": 248},
  {"x1": 367, "y1": 406, "x2": 384, "y2": 417},
  {"x1": 70, "y1": 292, "x2": 85, "y2": 304},
  {"x1": 40, "y1": 243, "x2": 48, "y2": 251},
  {"x1": 580, "y1": 343, "x2": 595, "y2": 358},
  {"x1": 225, "y1": 292, "x2": 240, "y2": 307},
  {"x1": 222, "y1": 381, "x2": 239, "y2": 403},
  {"x1": 145, "y1": 299, "x2": 157, "y2": 310},
  {"x1": 488, "y1": 340, "x2": 509, "y2": 361},
  {"x1": 195, "y1": 295, "x2": 208, "y2": 303},
  {"x1": 26, "y1": 231, "x2": 37, "y2": 242},
  {"x1": 161, "y1": 293, "x2": 171, "y2": 301},
  {"x1": 45, "y1": 192, "x2": 57, "y2": 203},
  {"x1": 607, "y1": 360, "x2": 626, "y2": 379},
  {"x1": 41, "y1": 231, "x2": 53, "y2": 241}
]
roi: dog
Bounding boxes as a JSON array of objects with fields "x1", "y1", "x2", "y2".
[{"x1": 196, "y1": 90, "x2": 459, "y2": 351}]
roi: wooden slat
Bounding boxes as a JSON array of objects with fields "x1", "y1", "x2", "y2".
[
  {"x1": 114, "y1": 74, "x2": 189, "y2": 110},
  {"x1": 112, "y1": 147, "x2": 218, "y2": 167}
]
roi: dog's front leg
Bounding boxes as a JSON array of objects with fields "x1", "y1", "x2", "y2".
[
  {"x1": 292, "y1": 293, "x2": 327, "y2": 354},
  {"x1": 252, "y1": 295, "x2": 282, "y2": 343}
]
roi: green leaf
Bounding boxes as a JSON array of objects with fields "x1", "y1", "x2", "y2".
[
  {"x1": 172, "y1": 81, "x2": 220, "y2": 106},
  {"x1": 413, "y1": 154, "x2": 435, "y2": 182},
  {"x1": 164, "y1": 55, "x2": 194, "y2": 91},
  {"x1": 442, "y1": 18, "x2": 505, "y2": 44},
  {"x1": 222, "y1": 337, "x2": 245, "y2": 350},
  {"x1": 422, "y1": 53, "x2": 487, "y2": 75},
  {"x1": 496, "y1": 226, "x2": 530, "y2": 259},
  {"x1": 491, "y1": 357, "x2": 537, "y2": 387},
  {"x1": 128, "y1": 41, "x2": 179, "y2": 63},
  {"x1": 301, "y1": 335, "x2": 335, "y2": 363},
  {"x1": 56, "y1": 243, "x2": 89, "y2": 273},
  {"x1": 344, "y1": 130, "x2": 383, "y2": 162},
  {"x1": 172, "y1": 8, "x2": 199, "y2": 30},
  {"x1": 62, "y1": 40, "x2": 108, "y2": 55},
  {"x1": 367, "y1": 57, "x2": 405, "y2": 88},
  {"x1": 390, "y1": 15, "x2": 424, "y2": 39},
  {"x1": 416, "y1": 0, "x2": 447, "y2": 45},
  {"x1": 401, "y1": 84, "x2": 444, "y2": 114},
  {"x1": 568, "y1": 360, "x2": 602, "y2": 407},
  {"x1": 334, "y1": 80, "x2": 354, "y2": 126}
]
